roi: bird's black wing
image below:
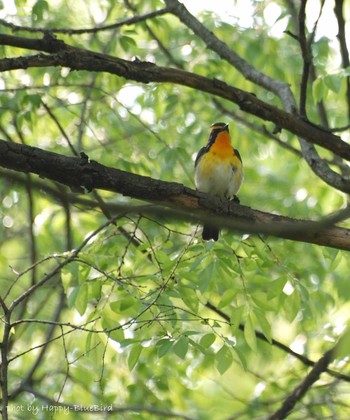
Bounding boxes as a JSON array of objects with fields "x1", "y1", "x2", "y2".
[
  {"x1": 194, "y1": 146, "x2": 208, "y2": 167},
  {"x1": 235, "y1": 148, "x2": 243, "y2": 164}
]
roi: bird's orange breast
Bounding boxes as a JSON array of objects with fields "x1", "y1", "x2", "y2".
[{"x1": 209, "y1": 131, "x2": 233, "y2": 158}]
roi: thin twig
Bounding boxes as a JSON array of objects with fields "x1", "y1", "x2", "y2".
[{"x1": 0, "y1": 8, "x2": 170, "y2": 35}]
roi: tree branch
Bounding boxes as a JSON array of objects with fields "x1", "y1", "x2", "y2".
[
  {"x1": 0, "y1": 8, "x2": 171, "y2": 35},
  {"x1": 164, "y1": 0, "x2": 290, "y2": 99},
  {"x1": 0, "y1": 34, "x2": 350, "y2": 169},
  {"x1": 334, "y1": 0, "x2": 350, "y2": 121},
  {"x1": 298, "y1": 0, "x2": 312, "y2": 118},
  {"x1": 1, "y1": 139, "x2": 350, "y2": 250},
  {"x1": 0, "y1": 298, "x2": 10, "y2": 420},
  {"x1": 268, "y1": 347, "x2": 335, "y2": 420}
]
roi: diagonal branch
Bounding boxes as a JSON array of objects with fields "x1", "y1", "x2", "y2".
[
  {"x1": 1, "y1": 139, "x2": 350, "y2": 250},
  {"x1": 268, "y1": 347, "x2": 335, "y2": 420},
  {"x1": 164, "y1": 0, "x2": 291, "y2": 99}
]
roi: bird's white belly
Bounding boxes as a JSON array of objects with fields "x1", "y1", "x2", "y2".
[{"x1": 195, "y1": 159, "x2": 242, "y2": 199}]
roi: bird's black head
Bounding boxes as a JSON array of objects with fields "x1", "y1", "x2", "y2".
[
  {"x1": 210, "y1": 122, "x2": 229, "y2": 132},
  {"x1": 207, "y1": 122, "x2": 229, "y2": 147}
]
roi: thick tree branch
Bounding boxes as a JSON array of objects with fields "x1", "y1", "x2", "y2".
[
  {"x1": 0, "y1": 34, "x2": 350, "y2": 170},
  {"x1": 1, "y1": 139, "x2": 350, "y2": 250}
]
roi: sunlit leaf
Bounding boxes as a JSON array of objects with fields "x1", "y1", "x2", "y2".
[
  {"x1": 324, "y1": 74, "x2": 341, "y2": 93},
  {"x1": 156, "y1": 338, "x2": 174, "y2": 358},
  {"x1": 199, "y1": 333, "x2": 216, "y2": 349},
  {"x1": 335, "y1": 327, "x2": 350, "y2": 360},
  {"x1": 244, "y1": 314, "x2": 257, "y2": 352},
  {"x1": 173, "y1": 336, "x2": 189, "y2": 359},
  {"x1": 230, "y1": 305, "x2": 245, "y2": 336},
  {"x1": 32, "y1": 0, "x2": 48, "y2": 23},
  {"x1": 216, "y1": 344, "x2": 233, "y2": 375},
  {"x1": 128, "y1": 344, "x2": 143, "y2": 371}
]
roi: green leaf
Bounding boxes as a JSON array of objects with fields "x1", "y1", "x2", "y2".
[
  {"x1": 218, "y1": 289, "x2": 238, "y2": 309},
  {"x1": 233, "y1": 346, "x2": 247, "y2": 371},
  {"x1": 230, "y1": 306, "x2": 245, "y2": 335},
  {"x1": 22, "y1": 93, "x2": 42, "y2": 108},
  {"x1": 78, "y1": 264, "x2": 90, "y2": 285},
  {"x1": 255, "y1": 310, "x2": 272, "y2": 343},
  {"x1": 102, "y1": 315, "x2": 125, "y2": 343},
  {"x1": 244, "y1": 314, "x2": 257, "y2": 351},
  {"x1": 173, "y1": 336, "x2": 189, "y2": 359},
  {"x1": 128, "y1": 344, "x2": 143, "y2": 371},
  {"x1": 89, "y1": 280, "x2": 102, "y2": 301},
  {"x1": 61, "y1": 263, "x2": 79, "y2": 291},
  {"x1": 268, "y1": 277, "x2": 286, "y2": 296},
  {"x1": 67, "y1": 287, "x2": 79, "y2": 309},
  {"x1": 75, "y1": 284, "x2": 88, "y2": 315},
  {"x1": 216, "y1": 344, "x2": 233, "y2": 375},
  {"x1": 284, "y1": 289, "x2": 301, "y2": 322},
  {"x1": 32, "y1": 0, "x2": 48, "y2": 22},
  {"x1": 110, "y1": 296, "x2": 135, "y2": 313},
  {"x1": 199, "y1": 333, "x2": 216, "y2": 349},
  {"x1": 335, "y1": 327, "x2": 350, "y2": 360},
  {"x1": 327, "y1": 249, "x2": 342, "y2": 271},
  {"x1": 198, "y1": 261, "x2": 215, "y2": 294},
  {"x1": 324, "y1": 74, "x2": 341, "y2": 93},
  {"x1": 85, "y1": 332, "x2": 103, "y2": 364},
  {"x1": 312, "y1": 77, "x2": 326, "y2": 103},
  {"x1": 190, "y1": 254, "x2": 206, "y2": 271},
  {"x1": 156, "y1": 339, "x2": 173, "y2": 358},
  {"x1": 119, "y1": 35, "x2": 137, "y2": 52},
  {"x1": 251, "y1": 292, "x2": 276, "y2": 311},
  {"x1": 181, "y1": 288, "x2": 199, "y2": 313}
]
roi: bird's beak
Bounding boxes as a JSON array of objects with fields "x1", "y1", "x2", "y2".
[{"x1": 224, "y1": 123, "x2": 229, "y2": 131}]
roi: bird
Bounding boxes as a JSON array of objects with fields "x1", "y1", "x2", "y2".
[{"x1": 194, "y1": 122, "x2": 243, "y2": 241}]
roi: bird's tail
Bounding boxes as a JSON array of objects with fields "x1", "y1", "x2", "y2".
[{"x1": 202, "y1": 225, "x2": 219, "y2": 241}]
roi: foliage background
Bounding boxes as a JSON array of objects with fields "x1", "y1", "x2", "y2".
[{"x1": 0, "y1": 0, "x2": 350, "y2": 419}]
